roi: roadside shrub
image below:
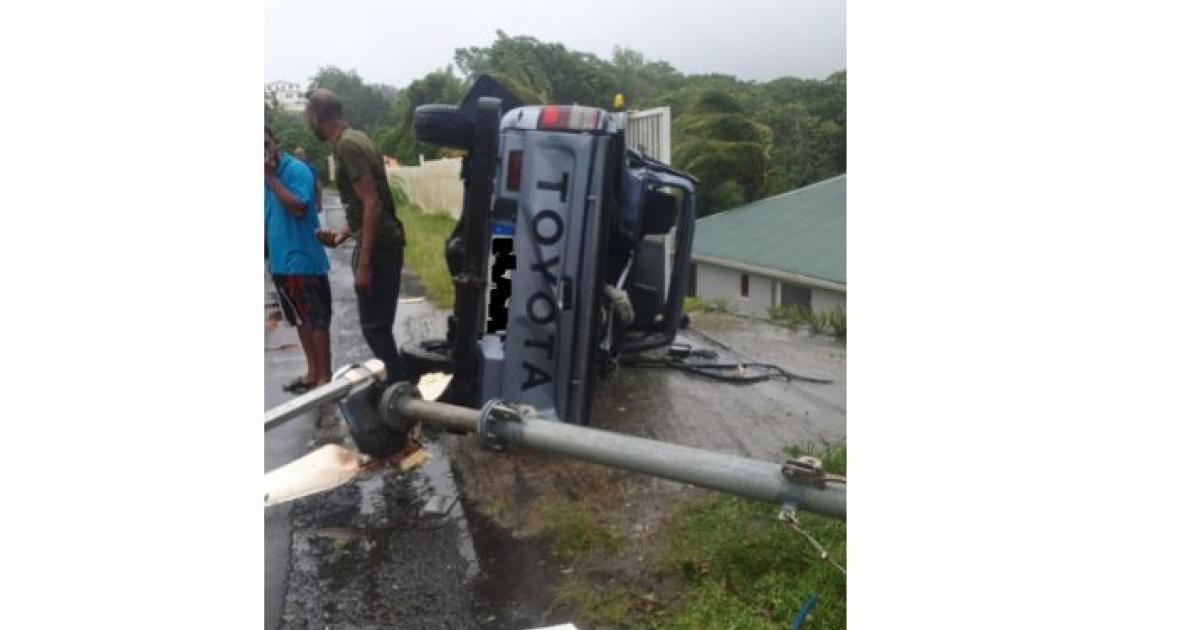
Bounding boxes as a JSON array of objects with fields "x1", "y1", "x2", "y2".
[
  {"x1": 827, "y1": 306, "x2": 846, "y2": 339},
  {"x1": 767, "y1": 304, "x2": 808, "y2": 331},
  {"x1": 807, "y1": 309, "x2": 829, "y2": 335},
  {"x1": 766, "y1": 304, "x2": 789, "y2": 321}
]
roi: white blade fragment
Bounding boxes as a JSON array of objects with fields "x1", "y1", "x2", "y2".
[
  {"x1": 265, "y1": 444, "x2": 367, "y2": 507},
  {"x1": 264, "y1": 373, "x2": 448, "y2": 509},
  {"x1": 417, "y1": 372, "x2": 452, "y2": 401}
]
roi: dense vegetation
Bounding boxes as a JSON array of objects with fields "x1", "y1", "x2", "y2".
[{"x1": 265, "y1": 31, "x2": 845, "y2": 217}]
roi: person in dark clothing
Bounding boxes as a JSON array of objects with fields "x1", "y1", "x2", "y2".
[{"x1": 306, "y1": 88, "x2": 408, "y2": 384}]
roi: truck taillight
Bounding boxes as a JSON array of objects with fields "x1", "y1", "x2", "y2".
[
  {"x1": 537, "y1": 105, "x2": 603, "y2": 131},
  {"x1": 506, "y1": 151, "x2": 522, "y2": 191}
]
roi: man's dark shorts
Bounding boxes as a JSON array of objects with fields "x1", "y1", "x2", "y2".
[{"x1": 272, "y1": 274, "x2": 332, "y2": 330}]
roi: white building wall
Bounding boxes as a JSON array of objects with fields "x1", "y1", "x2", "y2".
[
  {"x1": 811, "y1": 287, "x2": 846, "y2": 313},
  {"x1": 745, "y1": 274, "x2": 774, "y2": 317},
  {"x1": 265, "y1": 81, "x2": 306, "y2": 113},
  {"x1": 694, "y1": 263, "x2": 773, "y2": 318},
  {"x1": 695, "y1": 261, "x2": 847, "y2": 319},
  {"x1": 695, "y1": 263, "x2": 739, "y2": 303}
]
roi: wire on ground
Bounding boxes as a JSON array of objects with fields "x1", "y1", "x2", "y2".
[{"x1": 620, "y1": 343, "x2": 833, "y2": 385}]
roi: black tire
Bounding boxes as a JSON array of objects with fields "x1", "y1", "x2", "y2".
[
  {"x1": 398, "y1": 340, "x2": 454, "y2": 387},
  {"x1": 347, "y1": 418, "x2": 408, "y2": 458},
  {"x1": 340, "y1": 384, "x2": 409, "y2": 458},
  {"x1": 413, "y1": 104, "x2": 474, "y2": 149}
]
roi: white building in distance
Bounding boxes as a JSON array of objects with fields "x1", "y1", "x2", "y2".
[
  {"x1": 265, "y1": 80, "x2": 306, "y2": 113},
  {"x1": 690, "y1": 175, "x2": 846, "y2": 318}
]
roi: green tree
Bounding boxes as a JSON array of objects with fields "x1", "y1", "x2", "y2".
[
  {"x1": 308, "y1": 66, "x2": 391, "y2": 133},
  {"x1": 281, "y1": 39, "x2": 845, "y2": 211},
  {"x1": 375, "y1": 66, "x2": 467, "y2": 163},
  {"x1": 762, "y1": 104, "x2": 845, "y2": 195},
  {"x1": 265, "y1": 102, "x2": 331, "y2": 181},
  {"x1": 672, "y1": 91, "x2": 771, "y2": 216},
  {"x1": 454, "y1": 32, "x2": 616, "y2": 107},
  {"x1": 610, "y1": 46, "x2": 685, "y2": 110}
]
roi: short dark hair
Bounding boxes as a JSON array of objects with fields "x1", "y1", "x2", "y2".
[{"x1": 306, "y1": 88, "x2": 343, "y2": 124}]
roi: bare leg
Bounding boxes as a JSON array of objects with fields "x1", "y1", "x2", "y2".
[
  {"x1": 310, "y1": 329, "x2": 332, "y2": 384},
  {"x1": 295, "y1": 326, "x2": 318, "y2": 385},
  {"x1": 309, "y1": 328, "x2": 341, "y2": 438}
]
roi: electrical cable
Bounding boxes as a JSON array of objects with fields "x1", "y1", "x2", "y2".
[{"x1": 620, "y1": 343, "x2": 834, "y2": 385}]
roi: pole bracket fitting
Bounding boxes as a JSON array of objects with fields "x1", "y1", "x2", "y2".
[
  {"x1": 477, "y1": 399, "x2": 521, "y2": 451},
  {"x1": 331, "y1": 359, "x2": 387, "y2": 385},
  {"x1": 781, "y1": 456, "x2": 827, "y2": 489}
]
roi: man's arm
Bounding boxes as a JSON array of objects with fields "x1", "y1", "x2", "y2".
[
  {"x1": 351, "y1": 171, "x2": 383, "y2": 294},
  {"x1": 316, "y1": 227, "x2": 350, "y2": 247},
  {"x1": 315, "y1": 177, "x2": 324, "y2": 212},
  {"x1": 266, "y1": 175, "x2": 309, "y2": 218},
  {"x1": 266, "y1": 159, "x2": 314, "y2": 219}
]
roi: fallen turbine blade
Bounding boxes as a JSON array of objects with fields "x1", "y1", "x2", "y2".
[{"x1": 264, "y1": 444, "x2": 367, "y2": 507}]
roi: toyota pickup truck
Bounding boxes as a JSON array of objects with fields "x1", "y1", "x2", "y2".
[{"x1": 398, "y1": 76, "x2": 698, "y2": 426}]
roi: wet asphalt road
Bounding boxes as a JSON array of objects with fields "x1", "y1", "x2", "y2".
[{"x1": 265, "y1": 195, "x2": 527, "y2": 630}]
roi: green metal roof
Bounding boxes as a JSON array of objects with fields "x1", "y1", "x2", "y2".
[{"x1": 692, "y1": 175, "x2": 845, "y2": 286}]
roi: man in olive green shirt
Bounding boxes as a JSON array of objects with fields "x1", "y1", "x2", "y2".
[{"x1": 307, "y1": 88, "x2": 408, "y2": 383}]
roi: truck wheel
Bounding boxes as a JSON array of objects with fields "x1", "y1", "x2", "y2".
[
  {"x1": 398, "y1": 340, "x2": 454, "y2": 385},
  {"x1": 346, "y1": 417, "x2": 408, "y2": 459},
  {"x1": 339, "y1": 384, "x2": 410, "y2": 458},
  {"x1": 413, "y1": 104, "x2": 474, "y2": 149}
]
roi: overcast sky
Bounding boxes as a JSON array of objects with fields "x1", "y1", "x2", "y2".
[{"x1": 266, "y1": 0, "x2": 845, "y2": 88}]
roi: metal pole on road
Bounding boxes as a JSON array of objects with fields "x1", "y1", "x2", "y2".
[
  {"x1": 264, "y1": 367, "x2": 846, "y2": 520},
  {"x1": 263, "y1": 360, "x2": 385, "y2": 431},
  {"x1": 401, "y1": 398, "x2": 847, "y2": 521}
]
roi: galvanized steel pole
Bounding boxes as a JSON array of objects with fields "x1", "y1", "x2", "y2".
[
  {"x1": 263, "y1": 360, "x2": 385, "y2": 431},
  {"x1": 400, "y1": 398, "x2": 846, "y2": 520},
  {"x1": 265, "y1": 371, "x2": 846, "y2": 520}
]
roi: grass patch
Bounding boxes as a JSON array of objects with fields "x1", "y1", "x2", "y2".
[
  {"x1": 766, "y1": 304, "x2": 847, "y2": 338},
  {"x1": 391, "y1": 184, "x2": 456, "y2": 308},
  {"x1": 539, "y1": 502, "x2": 625, "y2": 561},
  {"x1": 785, "y1": 441, "x2": 846, "y2": 477},
  {"x1": 649, "y1": 442, "x2": 847, "y2": 630},
  {"x1": 551, "y1": 576, "x2": 639, "y2": 628},
  {"x1": 684, "y1": 296, "x2": 731, "y2": 314}
]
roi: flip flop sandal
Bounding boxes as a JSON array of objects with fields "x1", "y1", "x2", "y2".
[{"x1": 283, "y1": 377, "x2": 316, "y2": 393}]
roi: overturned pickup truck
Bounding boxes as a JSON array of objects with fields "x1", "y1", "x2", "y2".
[{"x1": 398, "y1": 76, "x2": 698, "y2": 426}]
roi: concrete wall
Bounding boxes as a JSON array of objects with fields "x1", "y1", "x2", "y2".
[
  {"x1": 386, "y1": 157, "x2": 464, "y2": 219},
  {"x1": 694, "y1": 261, "x2": 846, "y2": 319}
]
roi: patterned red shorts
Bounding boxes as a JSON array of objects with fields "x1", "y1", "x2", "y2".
[{"x1": 272, "y1": 274, "x2": 332, "y2": 330}]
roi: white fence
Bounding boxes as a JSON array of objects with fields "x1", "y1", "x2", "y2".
[
  {"x1": 625, "y1": 107, "x2": 671, "y2": 164},
  {"x1": 386, "y1": 156, "x2": 464, "y2": 219}
]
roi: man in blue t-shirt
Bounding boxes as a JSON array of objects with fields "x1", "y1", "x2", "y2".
[
  {"x1": 292, "y1": 146, "x2": 323, "y2": 213},
  {"x1": 266, "y1": 127, "x2": 332, "y2": 393}
]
